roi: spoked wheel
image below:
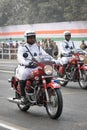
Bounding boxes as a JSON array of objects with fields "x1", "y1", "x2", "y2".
[
  {"x1": 45, "y1": 88, "x2": 63, "y2": 119},
  {"x1": 15, "y1": 92, "x2": 30, "y2": 111},
  {"x1": 79, "y1": 70, "x2": 87, "y2": 89}
]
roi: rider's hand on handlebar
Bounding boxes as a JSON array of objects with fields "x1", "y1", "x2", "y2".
[
  {"x1": 52, "y1": 61, "x2": 56, "y2": 64},
  {"x1": 28, "y1": 61, "x2": 38, "y2": 68},
  {"x1": 69, "y1": 50, "x2": 74, "y2": 55},
  {"x1": 32, "y1": 57, "x2": 37, "y2": 62}
]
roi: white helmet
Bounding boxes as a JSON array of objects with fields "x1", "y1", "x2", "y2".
[
  {"x1": 64, "y1": 31, "x2": 71, "y2": 36},
  {"x1": 24, "y1": 30, "x2": 36, "y2": 37}
]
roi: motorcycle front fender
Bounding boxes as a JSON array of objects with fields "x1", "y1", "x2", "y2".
[
  {"x1": 46, "y1": 82, "x2": 61, "y2": 89},
  {"x1": 80, "y1": 65, "x2": 87, "y2": 70}
]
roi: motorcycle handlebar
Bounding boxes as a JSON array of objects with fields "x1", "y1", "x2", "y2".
[{"x1": 72, "y1": 49, "x2": 85, "y2": 55}]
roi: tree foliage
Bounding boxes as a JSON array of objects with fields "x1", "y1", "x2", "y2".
[{"x1": 0, "y1": 0, "x2": 86, "y2": 26}]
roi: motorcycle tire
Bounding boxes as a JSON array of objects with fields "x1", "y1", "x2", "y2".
[
  {"x1": 15, "y1": 92, "x2": 30, "y2": 111},
  {"x1": 45, "y1": 88, "x2": 63, "y2": 119},
  {"x1": 79, "y1": 70, "x2": 87, "y2": 89}
]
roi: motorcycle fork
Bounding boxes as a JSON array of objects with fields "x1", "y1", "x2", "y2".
[
  {"x1": 42, "y1": 76, "x2": 49, "y2": 102},
  {"x1": 77, "y1": 64, "x2": 82, "y2": 79}
]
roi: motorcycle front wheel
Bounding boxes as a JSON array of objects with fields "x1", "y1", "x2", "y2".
[
  {"x1": 45, "y1": 88, "x2": 63, "y2": 119},
  {"x1": 15, "y1": 92, "x2": 30, "y2": 111},
  {"x1": 79, "y1": 70, "x2": 87, "y2": 89}
]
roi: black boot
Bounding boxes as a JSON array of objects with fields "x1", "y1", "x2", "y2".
[
  {"x1": 20, "y1": 80, "x2": 26, "y2": 97},
  {"x1": 19, "y1": 80, "x2": 26, "y2": 103},
  {"x1": 63, "y1": 64, "x2": 67, "y2": 74}
]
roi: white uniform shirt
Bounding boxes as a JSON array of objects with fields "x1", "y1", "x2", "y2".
[
  {"x1": 17, "y1": 43, "x2": 56, "y2": 66},
  {"x1": 61, "y1": 40, "x2": 75, "y2": 55}
]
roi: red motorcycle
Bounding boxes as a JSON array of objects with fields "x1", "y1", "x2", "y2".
[
  {"x1": 8, "y1": 55, "x2": 63, "y2": 119},
  {"x1": 56, "y1": 49, "x2": 87, "y2": 89}
]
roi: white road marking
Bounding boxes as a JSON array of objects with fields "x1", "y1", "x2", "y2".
[
  {"x1": 63, "y1": 91, "x2": 87, "y2": 95},
  {"x1": 0, "y1": 123, "x2": 19, "y2": 130},
  {"x1": 0, "y1": 70, "x2": 14, "y2": 73},
  {"x1": 0, "y1": 120, "x2": 29, "y2": 130},
  {"x1": 76, "y1": 122, "x2": 87, "y2": 126}
]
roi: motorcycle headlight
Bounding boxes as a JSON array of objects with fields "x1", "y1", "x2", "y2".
[
  {"x1": 44, "y1": 65, "x2": 53, "y2": 75},
  {"x1": 79, "y1": 55, "x2": 85, "y2": 61}
]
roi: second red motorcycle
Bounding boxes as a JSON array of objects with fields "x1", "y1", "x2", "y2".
[{"x1": 56, "y1": 49, "x2": 87, "y2": 89}]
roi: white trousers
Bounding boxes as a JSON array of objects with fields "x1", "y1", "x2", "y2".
[{"x1": 15, "y1": 65, "x2": 38, "y2": 80}]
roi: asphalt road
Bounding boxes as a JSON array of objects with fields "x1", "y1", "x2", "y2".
[
  {"x1": 0, "y1": 74, "x2": 87, "y2": 130},
  {"x1": 0, "y1": 60, "x2": 87, "y2": 130}
]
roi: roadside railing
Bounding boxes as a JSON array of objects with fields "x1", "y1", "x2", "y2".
[{"x1": 0, "y1": 47, "x2": 17, "y2": 59}]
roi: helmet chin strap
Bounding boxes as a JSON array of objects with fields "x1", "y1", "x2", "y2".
[{"x1": 66, "y1": 39, "x2": 70, "y2": 42}]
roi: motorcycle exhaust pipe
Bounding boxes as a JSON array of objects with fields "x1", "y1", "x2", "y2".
[{"x1": 7, "y1": 97, "x2": 22, "y2": 104}]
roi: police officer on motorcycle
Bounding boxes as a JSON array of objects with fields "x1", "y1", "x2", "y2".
[
  {"x1": 59, "y1": 31, "x2": 75, "y2": 66},
  {"x1": 15, "y1": 29, "x2": 59, "y2": 103}
]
